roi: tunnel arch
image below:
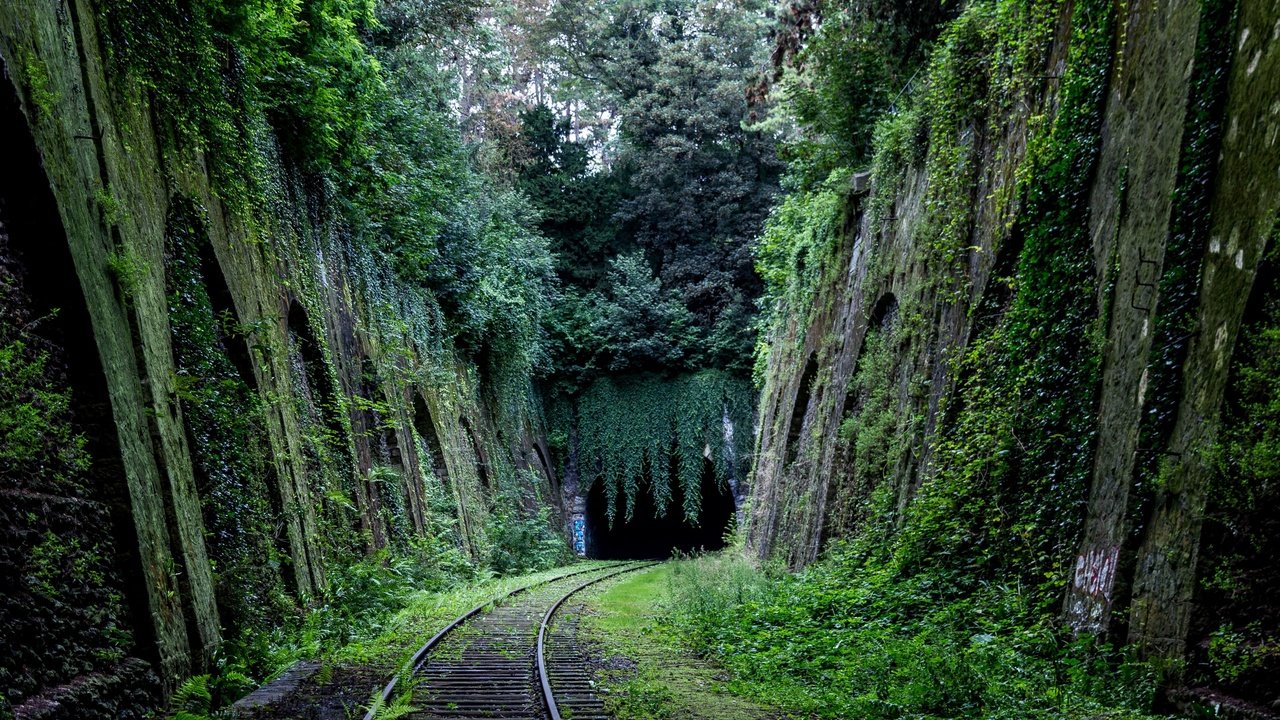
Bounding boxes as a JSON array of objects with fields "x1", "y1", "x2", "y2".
[{"x1": 584, "y1": 458, "x2": 735, "y2": 559}]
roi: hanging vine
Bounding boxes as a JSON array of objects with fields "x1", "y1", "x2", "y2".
[{"x1": 562, "y1": 370, "x2": 754, "y2": 524}]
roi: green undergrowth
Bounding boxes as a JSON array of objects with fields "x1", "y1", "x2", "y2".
[
  {"x1": 169, "y1": 559, "x2": 614, "y2": 715},
  {"x1": 663, "y1": 551, "x2": 1169, "y2": 719},
  {"x1": 574, "y1": 563, "x2": 776, "y2": 720},
  {"x1": 176, "y1": 545, "x2": 479, "y2": 708}
]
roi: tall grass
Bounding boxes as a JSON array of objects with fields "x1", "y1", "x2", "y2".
[{"x1": 663, "y1": 551, "x2": 1168, "y2": 719}]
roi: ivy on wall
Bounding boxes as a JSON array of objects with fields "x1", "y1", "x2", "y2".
[
  {"x1": 894, "y1": 0, "x2": 1114, "y2": 604},
  {"x1": 751, "y1": 0, "x2": 1116, "y2": 608},
  {"x1": 165, "y1": 198, "x2": 294, "y2": 674},
  {"x1": 563, "y1": 370, "x2": 754, "y2": 524}
]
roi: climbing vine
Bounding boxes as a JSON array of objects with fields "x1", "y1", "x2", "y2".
[
  {"x1": 563, "y1": 370, "x2": 753, "y2": 524},
  {"x1": 895, "y1": 0, "x2": 1114, "y2": 604},
  {"x1": 165, "y1": 197, "x2": 294, "y2": 672}
]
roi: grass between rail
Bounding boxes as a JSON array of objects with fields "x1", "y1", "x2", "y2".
[
  {"x1": 336, "y1": 560, "x2": 618, "y2": 669},
  {"x1": 575, "y1": 563, "x2": 779, "y2": 720}
]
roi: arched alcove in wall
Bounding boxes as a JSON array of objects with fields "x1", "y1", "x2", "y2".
[
  {"x1": 838, "y1": 292, "x2": 901, "y2": 423},
  {"x1": 785, "y1": 351, "x2": 820, "y2": 467},
  {"x1": 285, "y1": 298, "x2": 359, "y2": 561},
  {"x1": 287, "y1": 300, "x2": 350, "y2": 451},
  {"x1": 821, "y1": 291, "x2": 903, "y2": 549},
  {"x1": 412, "y1": 392, "x2": 452, "y2": 492},
  {"x1": 412, "y1": 393, "x2": 463, "y2": 529},
  {"x1": 867, "y1": 292, "x2": 900, "y2": 336},
  {"x1": 164, "y1": 197, "x2": 299, "y2": 620},
  {"x1": 532, "y1": 442, "x2": 554, "y2": 486},
  {"x1": 0, "y1": 71, "x2": 160, "y2": 712},
  {"x1": 460, "y1": 416, "x2": 491, "y2": 488}
]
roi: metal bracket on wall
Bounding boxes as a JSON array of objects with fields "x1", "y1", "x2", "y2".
[{"x1": 1131, "y1": 247, "x2": 1161, "y2": 312}]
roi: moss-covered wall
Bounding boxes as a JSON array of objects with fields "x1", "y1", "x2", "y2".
[
  {"x1": 0, "y1": 0, "x2": 560, "y2": 716},
  {"x1": 747, "y1": 0, "x2": 1279, "y2": 689}
]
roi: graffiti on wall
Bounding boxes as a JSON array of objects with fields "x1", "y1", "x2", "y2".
[
  {"x1": 572, "y1": 515, "x2": 586, "y2": 556},
  {"x1": 1066, "y1": 544, "x2": 1121, "y2": 632}
]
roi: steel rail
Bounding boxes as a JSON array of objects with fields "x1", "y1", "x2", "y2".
[
  {"x1": 537, "y1": 561, "x2": 660, "y2": 720},
  {"x1": 362, "y1": 560, "x2": 627, "y2": 720}
]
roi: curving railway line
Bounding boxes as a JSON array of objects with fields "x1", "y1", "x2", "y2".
[{"x1": 363, "y1": 561, "x2": 658, "y2": 720}]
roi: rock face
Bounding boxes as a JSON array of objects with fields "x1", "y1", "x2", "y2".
[
  {"x1": 0, "y1": 1, "x2": 560, "y2": 716},
  {"x1": 747, "y1": 0, "x2": 1279, "y2": 672}
]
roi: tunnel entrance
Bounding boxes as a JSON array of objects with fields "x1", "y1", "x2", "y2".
[{"x1": 584, "y1": 459, "x2": 736, "y2": 559}]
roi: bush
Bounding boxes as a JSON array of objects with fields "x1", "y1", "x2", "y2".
[
  {"x1": 663, "y1": 551, "x2": 1167, "y2": 719},
  {"x1": 486, "y1": 470, "x2": 571, "y2": 575}
]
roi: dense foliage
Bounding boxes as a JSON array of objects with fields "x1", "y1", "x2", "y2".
[
  {"x1": 488, "y1": 0, "x2": 781, "y2": 515},
  {"x1": 96, "y1": 0, "x2": 555, "y2": 398},
  {"x1": 701, "y1": 0, "x2": 1195, "y2": 714},
  {"x1": 88, "y1": 0, "x2": 572, "y2": 702},
  {"x1": 759, "y1": 0, "x2": 959, "y2": 182},
  {"x1": 665, "y1": 552, "x2": 1165, "y2": 719}
]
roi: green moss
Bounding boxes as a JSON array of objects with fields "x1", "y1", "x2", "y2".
[
  {"x1": 106, "y1": 247, "x2": 147, "y2": 301},
  {"x1": 19, "y1": 51, "x2": 56, "y2": 119},
  {"x1": 165, "y1": 196, "x2": 293, "y2": 673},
  {"x1": 875, "y1": 0, "x2": 1114, "y2": 605}
]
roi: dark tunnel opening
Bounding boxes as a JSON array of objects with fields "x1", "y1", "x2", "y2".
[{"x1": 585, "y1": 459, "x2": 736, "y2": 560}]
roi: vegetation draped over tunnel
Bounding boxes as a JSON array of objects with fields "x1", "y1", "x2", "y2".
[{"x1": 495, "y1": 0, "x2": 780, "y2": 518}]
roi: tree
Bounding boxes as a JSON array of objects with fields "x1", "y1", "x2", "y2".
[
  {"x1": 532, "y1": 0, "x2": 781, "y2": 377},
  {"x1": 516, "y1": 104, "x2": 622, "y2": 286}
]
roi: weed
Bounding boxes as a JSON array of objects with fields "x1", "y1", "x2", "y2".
[{"x1": 663, "y1": 552, "x2": 1167, "y2": 719}]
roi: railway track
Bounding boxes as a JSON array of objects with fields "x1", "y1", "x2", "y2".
[{"x1": 364, "y1": 560, "x2": 656, "y2": 720}]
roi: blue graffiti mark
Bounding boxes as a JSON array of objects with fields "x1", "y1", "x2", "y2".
[{"x1": 572, "y1": 515, "x2": 586, "y2": 556}]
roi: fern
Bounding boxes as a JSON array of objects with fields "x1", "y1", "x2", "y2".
[
  {"x1": 170, "y1": 675, "x2": 212, "y2": 717},
  {"x1": 362, "y1": 684, "x2": 418, "y2": 720},
  {"x1": 167, "y1": 675, "x2": 237, "y2": 719}
]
